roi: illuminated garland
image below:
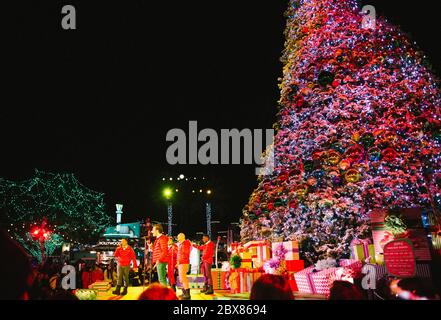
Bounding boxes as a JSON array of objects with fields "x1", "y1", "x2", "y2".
[
  {"x1": 0, "y1": 170, "x2": 112, "y2": 250},
  {"x1": 241, "y1": 0, "x2": 441, "y2": 263}
]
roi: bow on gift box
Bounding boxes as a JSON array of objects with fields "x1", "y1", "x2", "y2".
[{"x1": 384, "y1": 215, "x2": 408, "y2": 236}]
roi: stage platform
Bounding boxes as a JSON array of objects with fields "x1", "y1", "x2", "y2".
[{"x1": 96, "y1": 287, "x2": 326, "y2": 300}]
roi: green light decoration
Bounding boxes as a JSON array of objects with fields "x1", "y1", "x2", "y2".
[
  {"x1": 0, "y1": 170, "x2": 112, "y2": 256},
  {"x1": 13, "y1": 228, "x2": 64, "y2": 263},
  {"x1": 384, "y1": 215, "x2": 408, "y2": 236}
]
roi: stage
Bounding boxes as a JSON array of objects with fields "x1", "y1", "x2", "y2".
[{"x1": 96, "y1": 287, "x2": 326, "y2": 300}]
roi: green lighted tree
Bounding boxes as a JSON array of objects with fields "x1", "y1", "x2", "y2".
[{"x1": 0, "y1": 170, "x2": 112, "y2": 252}]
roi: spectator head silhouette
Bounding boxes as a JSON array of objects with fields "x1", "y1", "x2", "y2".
[
  {"x1": 250, "y1": 274, "x2": 294, "y2": 300},
  {"x1": 329, "y1": 280, "x2": 365, "y2": 300},
  {"x1": 138, "y1": 283, "x2": 178, "y2": 300}
]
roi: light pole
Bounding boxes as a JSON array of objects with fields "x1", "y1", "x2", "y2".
[
  {"x1": 205, "y1": 189, "x2": 213, "y2": 238},
  {"x1": 163, "y1": 188, "x2": 173, "y2": 236}
]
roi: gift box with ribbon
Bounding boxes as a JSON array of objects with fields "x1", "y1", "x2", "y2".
[
  {"x1": 239, "y1": 251, "x2": 254, "y2": 268},
  {"x1": 286, "y1": 259, "x2": 304, "y2": 272},
  {"x1": 230, "y1": 242, "x2": 241, "y2": 254},
  {"x1": 350, "y1": 238, "x2": 376, "y2": 264},
  {"x1": 211, "y1": 269, "x2": 229, "y2": 290},
  {"x1": 177, "y1": 274, "x2": 205, "y2": 289},
  {"x1": 272, "y1": 241, "x2": 300, "y2": 260},
  {"x1": 294, "y1": 259, "x2": 362, "y2": 296},
  {"x1": 286, "y1": 272, "x2": 299, "y2": 291},
  {"x1": 228, "y1": 268, "x2": 254, "y2": 294},
  {"x1": 243, "y1": 240, "x2": 271, "y2": 268}
]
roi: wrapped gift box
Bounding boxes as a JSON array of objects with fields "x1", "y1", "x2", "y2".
[
  {"x1": 211, "y1": 269, "x2": 229, "y2": 290},
  {"x1": 177, "y1": 274, "x2": 205, "y2": 289},
  {"x1": 244, "y1": 240, "x2": 271, "y2": 268},
  {"x1": 287, "y1": 272, "x2": 299, "y2": 291},
  {"x1": 350, "y1": 238, "x2": 376, "y2": 264},
  {"x1": 74, "y1": 289, "x2": 97, "y2": 300},
  {"x1": 294, "y1": 259, "x2": 362, "y2": 296},
  {"x1": 239, "y1": 251, "x2": 253, "y2": 268},
  {"x1": 228, "y1": 268, "x2": 264, "y2": 294},
  {"x1": 286, "y1": 260, "x2": 304, "y2": 272},
  {"x1": 272, "y1": 241, "x2": 300, "y2": 260},
  {"x1": 88, "y1": 281, "x2": 111, "y2": 296},
  {"x1": 229, "y1": 269, "x2": 253, "y2": 294},
  {"x1": 230, "y1": 242, "x2": 241, "y2": 254},
  {"x1": 288, "y1": 280, "x2": 298, "y2": 292}
]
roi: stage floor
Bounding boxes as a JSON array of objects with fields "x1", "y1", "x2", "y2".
[{"x1": 97, "y1": 287, "x2": 326, "y2": 300}]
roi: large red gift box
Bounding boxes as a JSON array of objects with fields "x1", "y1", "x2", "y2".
[
  {"x1": 286, "y1": 260, "x2": 304, "y2": 272},
  {"x1": 211, "y1": 269, "x2": 229, "y2": 290},
  {"x1": 286, "y1": 272, "x2": 299, "y2": 291}
]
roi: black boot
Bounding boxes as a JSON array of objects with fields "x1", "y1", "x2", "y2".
[
  {"x1": 183, "y1": 289, "x2": 191, "y2": 300},
  {"x1": 171, "y1": 285, "x2": 176, "y2": 292},
  {"x1": 178, "y1": 288, "x2": 185, "y2": 299},
  {"x1": 204, "y1": 285, "x2": 214, "y2": 294},
  {"x1": 120, "y1": 286, "x2": 128, "y2": 296},
  {"x1": 112, "y1": 285, "x2": 121, "y2": 295}
]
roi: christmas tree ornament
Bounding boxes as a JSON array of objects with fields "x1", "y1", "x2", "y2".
[
  {"x1": 295, "y1": 184, "x2": 309, "y2": 199},
  {"x1": 345, "y1": 145, "x2": 364, "y2": 163},
  {"x1": 381, "y1": 148, "x2": 398, "y2": 162},
  {"x1": 326, "y1": 150, "x2": 341, "y2": 165},
  {"x1": 345, "y1": 169, "x2": 361, "y2": 183},
  {"x1": 339, "y1": 159, "x2": 351, "y2": 171}
]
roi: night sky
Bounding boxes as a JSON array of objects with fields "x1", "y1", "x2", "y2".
[{"x1": 1, "y1": 1, "x2": 440, "y2": 238}]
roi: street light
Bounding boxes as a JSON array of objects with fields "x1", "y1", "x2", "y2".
[
  {"x1": 162, "y1": 188, "x2": 173, "y2": 235},
  {"x1": 163, "y1": 188, "x2": 173, "y2": 199}
]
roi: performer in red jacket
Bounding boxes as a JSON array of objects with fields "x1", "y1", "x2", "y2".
[
  {"x1": 177, "y1": 233, "x2": 192, "y2": 300},
  {"x1": 112, "y1": 238, "x2": 138, "y2": 296},
  {"x1": 167, "y1": 237, "x2": 178, "y2": 291},
  {"x1": 152, "y1": 224, "x2": 169, "y2": 286},
  {"x1": 193, "y1": 234, "x2": 215, "y2": 294}
]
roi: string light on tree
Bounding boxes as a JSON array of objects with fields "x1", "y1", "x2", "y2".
[
  {"x1": 0, "y1": 169, "x2": 112, "y2": 257},
  {"x1": 241, "y1": 0, "x2": 441, "y2": 263}
]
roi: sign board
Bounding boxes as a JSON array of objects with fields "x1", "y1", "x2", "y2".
[{"x1": 383, "y1": 239, "x2": 416, "y2": 278}]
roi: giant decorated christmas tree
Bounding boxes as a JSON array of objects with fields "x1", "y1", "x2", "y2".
[{"x1": 241, "y1": 0, "x2": 441, "y2": 263}]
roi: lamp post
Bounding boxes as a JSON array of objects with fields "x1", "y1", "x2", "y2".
[
  {"x1": 205, "y1": 189, "x2": 214, "y2": 238},
  {"x1": 163, "y1": 188, "x2": 173, "y2": 236}
]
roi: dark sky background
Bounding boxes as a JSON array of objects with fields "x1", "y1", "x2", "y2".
[{"x1": 1, "y1": 1, "x2": 440, "y2": 239}]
